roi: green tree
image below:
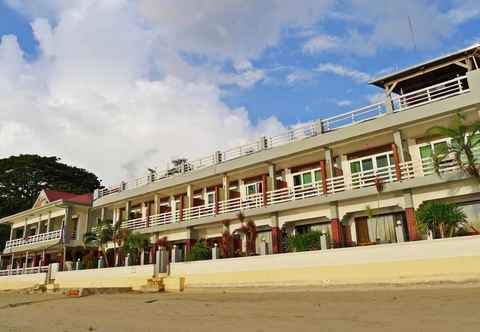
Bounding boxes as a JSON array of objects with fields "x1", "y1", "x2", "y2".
[
  {"x1": 84, "y1": 219, "x2": 114, "y2": 267},
  {"x1": 427, "y1": 113, "x2": 480, "y2": 180},
  {"x1": 122, "y1": 231, "x2": 149, "y2": 265},
  {"x1": 186, "y1": 240, "x2": 211, "y2": 261},
  {"x1": 416, "y1": 201, "x2": 467, "y2": 238}
]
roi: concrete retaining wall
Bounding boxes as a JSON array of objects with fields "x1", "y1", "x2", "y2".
[
  {"x1": 54, "y1": 264, "x2": 155, "y2": 289},
  {"x1": 170, "y1": 236, "x2": 480, "y2": 287},
  {"x1": 0, "y1": 273, "x2": 47, "y2": 291}
]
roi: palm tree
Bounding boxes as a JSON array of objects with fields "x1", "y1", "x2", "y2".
[
  {"x1": 122, "y1": 231, "x2": 150, "y2": 265},
  {"x1": 112, "y1": 220, "x2": 128, "y2": 266},
  {"x1": 416, "y1": 201, "x2": 467, "y2": 238},
  {"x1": 84, "y1": 219, "x2": 114, "y2": 267},
  {"x1": 427, "y1": 113, "x2": 480, "y2": 181}
]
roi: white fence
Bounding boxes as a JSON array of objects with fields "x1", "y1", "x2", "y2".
[{"x1": 5, "y1": 229, "x2": 63, "y2": 249}]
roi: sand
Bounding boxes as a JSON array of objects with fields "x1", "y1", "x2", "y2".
[{"x1": 1, "y1": 284, "x2": 479, "y2": 332}]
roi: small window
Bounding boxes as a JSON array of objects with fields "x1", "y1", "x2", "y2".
[
  {"x1": 302, "y1": 172, "x2": 313, "y2": 185},
  {"x1": 246, "y1": 183, "x2": 259, "y2": 196},
  {"x1": 433, "y1": 141, "x2": 448, "y2": 154},
  {"x1": 206, "y1": 192, "x2": 215, "y2": 205},
  {"x1": 350, "y1": 161, "x2": 361, "y2": 174},
  {"x1": 293, "y1": 174, "x2": 302, "y2": 186},
  {"x1": 376, "y1": 155, "x2": 388, "y2": 168},
  {"x1": 419, "y1": 145, "x2": 432, "y2": 159},
  {"x1": 361, "y1": 159, "x2": 374, "y2": 171},
  {"x1": 314, "y1": 170, "x2": 321, "y2": 182}
]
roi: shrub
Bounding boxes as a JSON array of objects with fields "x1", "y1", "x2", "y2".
[
  {"x1": 416, "y1": 201, "x2": 467, "y2": 238},
  {"x1": 186, "y1": 240, "x2": 211, "y2": 261},
  {"x1": 287, "y1": 231, "x2": 322, "y2": 252}
]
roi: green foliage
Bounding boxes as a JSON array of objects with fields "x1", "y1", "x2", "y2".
[
  {"x1": 0, "y1": 154, "x2": 101, "y2": 218},
  {"x1": 426, "y1": 113, "x2": 480, "y2": 181},
  {"x1": 287, "y1": 231, "x2": 322, "y2": 252},
  {"x1": 0, "y1": 224, "x2": 10, "y2": 251},
  {"x1": 186, "y1": 240, "x2": 211, "y2": 261},
  {"x1": 84, "y1": 219, "x2": 114, "y2": 267},
  {"x1": 416, "y1": 201, "x2": 467, "y2": 238},
  {"x1": 122, "y1": 231, "x2": 149, "y2": 265}
]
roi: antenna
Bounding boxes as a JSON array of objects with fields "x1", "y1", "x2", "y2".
[{"x1": 408, "y1": 16, "x2": 418, "y2": 53}]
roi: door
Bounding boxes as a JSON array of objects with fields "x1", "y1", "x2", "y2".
[{"x1": 355, "y1": 217, "x2": 370, "y2": 245}]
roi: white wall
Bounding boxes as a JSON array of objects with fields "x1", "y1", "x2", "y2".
[
  {"x1": 0, "y1": 273, "x2": 47, "y2": 291},
  {"x1": 54, "y1": 264, "x2": 154, "y2": 289}
]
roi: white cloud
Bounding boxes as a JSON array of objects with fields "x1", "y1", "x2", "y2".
[
  {"x1": 315, "y1": 63, "x2": 371, "y2": 83},
  {"x1": 302, "y1": 34, "x2": 339, "y2": 54},
  {"x1": 285, "y1": 70, "x2": 314, "y2": 84},
  {"x1": 2, "y1": 0, "x2": 304, "y2": 185},
  {"x1": 336, "y1": 100, "x2": 352, "y2": 107},
  {"x1": 366, "y1": 93, "x2": 386, "y2": 105}
]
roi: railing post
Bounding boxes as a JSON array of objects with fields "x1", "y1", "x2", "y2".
[
  {"x1": 262, "y1": 174, "x2": 267, "y2": 207},
  {"x1": 214, "y1": 185, "x2": 219, "y2": 214},
  {"x1": 319, "y1": 160, "x2": 328, "y2": 195}
]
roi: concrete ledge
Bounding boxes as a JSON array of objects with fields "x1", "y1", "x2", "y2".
[
  {"x1": 0, "y1": 273, "x2": 47, "y2": 291},
  {"x1": 170, "y1": 236, "x2": 480, "y2": 288},
  {"x1": 163, "y1": 277, "x2": 185, "y2": 292},
  {"x1": 55, "y1": 265, "x2": 155, "y2": 289}
]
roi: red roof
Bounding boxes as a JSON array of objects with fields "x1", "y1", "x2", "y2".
[{"x1": 44, "y1": 190, "x2": 93, "y2": 205}]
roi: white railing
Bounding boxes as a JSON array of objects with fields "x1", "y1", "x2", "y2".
[
  {"x1": 5, "y1": 229, "x2": 63, "y2": 249},
  {"x1": 121, "y1": 217, "x2": 145, "y2": 230},
  {"x1": 119, "y1": 155, "x2": 480, "y2": 231},
  {"x1": 321, "y1": 102, "x2": 388, "y2": 132},
  {"x1": 392, "y1": 75, "x2": 468, "y2": 112},
  {"x1": 97, "y1": 75, "x2": 471, "y2": 199},
  {"x1": 0, "y1": 265, "x2": 49, "y2": 277}
]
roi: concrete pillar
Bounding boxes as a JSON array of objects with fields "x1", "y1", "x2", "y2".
[
  {"x1": 385, "y1": 87, "x2": 394, "y2": 113},
  {"x1": 270, "y1": 213, "x2": 281, "y2": 254},
  {"x1": 47, "y1": 212, "x2": 51, "y2": 232},
  {"x1": 330, "y1": 203, "x2": 341, "y2": 248},
  {"x1": 179, "y1": 195, "x2": 185, "y2": 222},
  {"x1": 404, "y1": 190, "x2": 418, "y2": 241},
  {"x1": 125, "y1": 254, "x2": 130, "y2": 267},
  {"x1": 155, "y1": 248, "x2": 169, "y2": 275},
  {"x1": 125, "y1": 201, "x2": 132, "y2": 220},
  {"x1": 140, "y1": 249, "x2": 145, "y2": 265},
  {"x1": 319, "y1": 160, "x2": 328, "y2": 194},
  {"x1": 325, "y1": 148, "x2": 334, "y2": 178},
  {"x1": 341, "y1": 154, "x2": 351, "y2": 188},
  {"x1": 391, "y1": 143, "x2": 402, "y2": 181},
  {"x1": 395, "y1": 219, "x2": 405, "y2": 243},
  {"x1": 212, "y1": 243, "x2": 220, "y2": 259},
  {"x1": 262, "y1": 174, "x2": 268, "y2": 207},
  {"x1": 23, "y1": 218, "x2": 27, "y2": 238},
  {"x1": 187, "y1": 184, "x2": 194, "y2": 208},
  {"x1": 9, "y1": 226, "x2": 14, "y2": 241},
  {"x1": 284, "y1": 168, "x2": 292, "y2": 187},
  {"x1": 320, "y1": 233, "x2": 329, "y2": 250},
  {"x1": 154, "y1": 194, "x2": 160, "y2": 215},
  {"x1": 239, "y1": 179, "x2": 245, "y2": 200},
  {"x1": 36, "y1": 215, "x2": 41, "y2": 235},
  {"x1": 268, "y1": 164, "x2": 277, "y2": 191},
  {"x1": 100, "y1": 207, "x2": 106, "y2": 222},
  {"x1": 97, "y1": 256, "x2": 103, "y2": 269},
  {"x1": 222, "y1": 174, "x2": 230, "y2": 201},
  {"x1": 214, "y1": 185, "x2": 219, "y2": 214},
  {"x1": 393, "y1": 131, "x2": 406, "y2": 163}
]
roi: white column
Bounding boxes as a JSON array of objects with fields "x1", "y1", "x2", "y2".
[
  {"x1": 9, "y1": 226, "x2": 14, "y2": 241},
  {"x1": 187, "y1": 184, "x2": 194, "y2": 208},
  {"x1": 23, "y1": 218, "x2": 28, "y2": 237},
  {"x1": 284, "y1": 168, "x2": 292, "y2": 187},
  {"x1": 393, "y1": 131, "x2": 406, "y2": 163},
  {"x1": 46, "y1": 212, "x2": 51, "y2": 233},
  {"x1": 222, "y1": 174, "x2": 229, "y2": 201},
  {"x1": 37, "y1": 215, "x2": 41, "y2": 235},
  {"x1": 154, "y1": 194, "x2": 160, "y2": 215},
  {"x1": 239, "y1": 179, "x2": 245, "y2": 200},
  {"x1": 268, "y1": 164, "x2": 277, "y2": 191},
  {"x1": 341, "y1": 155, "x2": 351, "y2": 188},
  {"x1": 125, "y1": 201, "x2": 132, "y2": 220}
]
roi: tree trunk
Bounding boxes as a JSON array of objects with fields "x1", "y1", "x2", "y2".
[{"x1": 439, "y1": 223, "x2": 445, "y2": 238}]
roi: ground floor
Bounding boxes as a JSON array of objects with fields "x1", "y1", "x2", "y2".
[{"x1": 1, "y1": 285, "x2": 480, "y2": 332}]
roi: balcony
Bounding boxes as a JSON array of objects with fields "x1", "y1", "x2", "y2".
[
  {"x1": 96, "y1": 75, "x2": 471, "y2": 200},
  {"x1": 4, "y1": 229, "x2": 63, "y2": 250},
  {"x1": 119, "y1": 153, "x2": 477, "y2": 232}
]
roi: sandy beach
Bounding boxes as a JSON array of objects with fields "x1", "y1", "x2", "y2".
[{"x1": 0, "y1": 284, "x2": 479, "y2": 332}]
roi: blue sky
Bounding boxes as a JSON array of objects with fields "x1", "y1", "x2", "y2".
[{"x1": 0, "y1": 0, "x2": 479, "y2": 184}]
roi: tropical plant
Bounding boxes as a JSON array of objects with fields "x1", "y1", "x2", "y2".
[
  {"x1": 122, "y1": 231, "x2": 150, "y2": 265},
  {"x1": 237, "y1": 212, "x2": 257, "y2": 255},
  {"x1": 220, "y1": 230, "x2": 233, "y2": 258},
  {"x1": 84, "y1": 219, "x2": 114, "y2": 267},
  {"x1": 287, "y1": 231, "x2": 322, "y2": 252},
  {"x1": 426, "y1": 113, "x2": 480, "y2": 181},
  {"x1": 186, "y1": 240, "x2": 211, "y2": 261},
  {"x1": 112, "y1": 220, "x2": 128, "y2": 266},
  {"x1": 416, "y1": 201, "x2": 467, "y2": 238}
]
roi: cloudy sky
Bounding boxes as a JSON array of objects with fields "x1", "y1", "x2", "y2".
[{"x1": 0, "y1": 0, "x2": 479, "y2": 187}]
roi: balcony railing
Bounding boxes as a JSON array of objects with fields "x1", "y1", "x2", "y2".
[
  {"x1": 0, "y1": 265, "x2": 49, "y2": 277},
  {"x1": 5, "y1": 229, "x2": 63, "y2": 250},
  {"x1": 97, "y1": 75, "x2": 470, "y2": 199},
  {"x1": 117, "y1": 155, "x2": 477, "y2": 231}
]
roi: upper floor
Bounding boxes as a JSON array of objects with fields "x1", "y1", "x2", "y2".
[
  {"x1": 89, "y1": 45, "x2": 480, "y2": 233},
  {"x1": 0, "y1": 190, "x2": 92, "y2": 254}
]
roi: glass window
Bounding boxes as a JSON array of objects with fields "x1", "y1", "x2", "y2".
[
  {"x1": 314, "y1": 170, "x2": 321, "y2": 182},
  {"x1": 207, "y1": 192, "x2": 215, "y2": 205},
  {"x1": 293, "y1": 175, "x2": 302, "y2": 186},
  {"x1": 350, "y1": 161, "x2": 361, "y2": 174},
  {"x1": 419, "y1": 145, "x2": 432, "y2": 159},
  {"x1": 376, "y1": 155, "x2": 388, "y2": 168},
  {"x1": 246, "y1": 183, "x2": 258, "y2": 196},
  {"x1": 361, "y1": 158, "x2": 373, "y2": 171},
  {"x1": 302, "y1": 172, "x2": 313, "y2": 185}
]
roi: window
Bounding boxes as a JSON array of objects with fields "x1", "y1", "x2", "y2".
[
  {"x1": 206, "y1": 191, "x2": 215, "y2": 205},
  {"x1": 292, "y1": 168, "x2": 321, "y2": 187},
  {"x1": 245, "y1": 182, "x2": 261, "y2": 196},
  {"x1": 419, "y1": 139, "x2": 449, "y2": 160},
  {"x1": 350, "y1": 152, "x2": 394, "y2": 174}
]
